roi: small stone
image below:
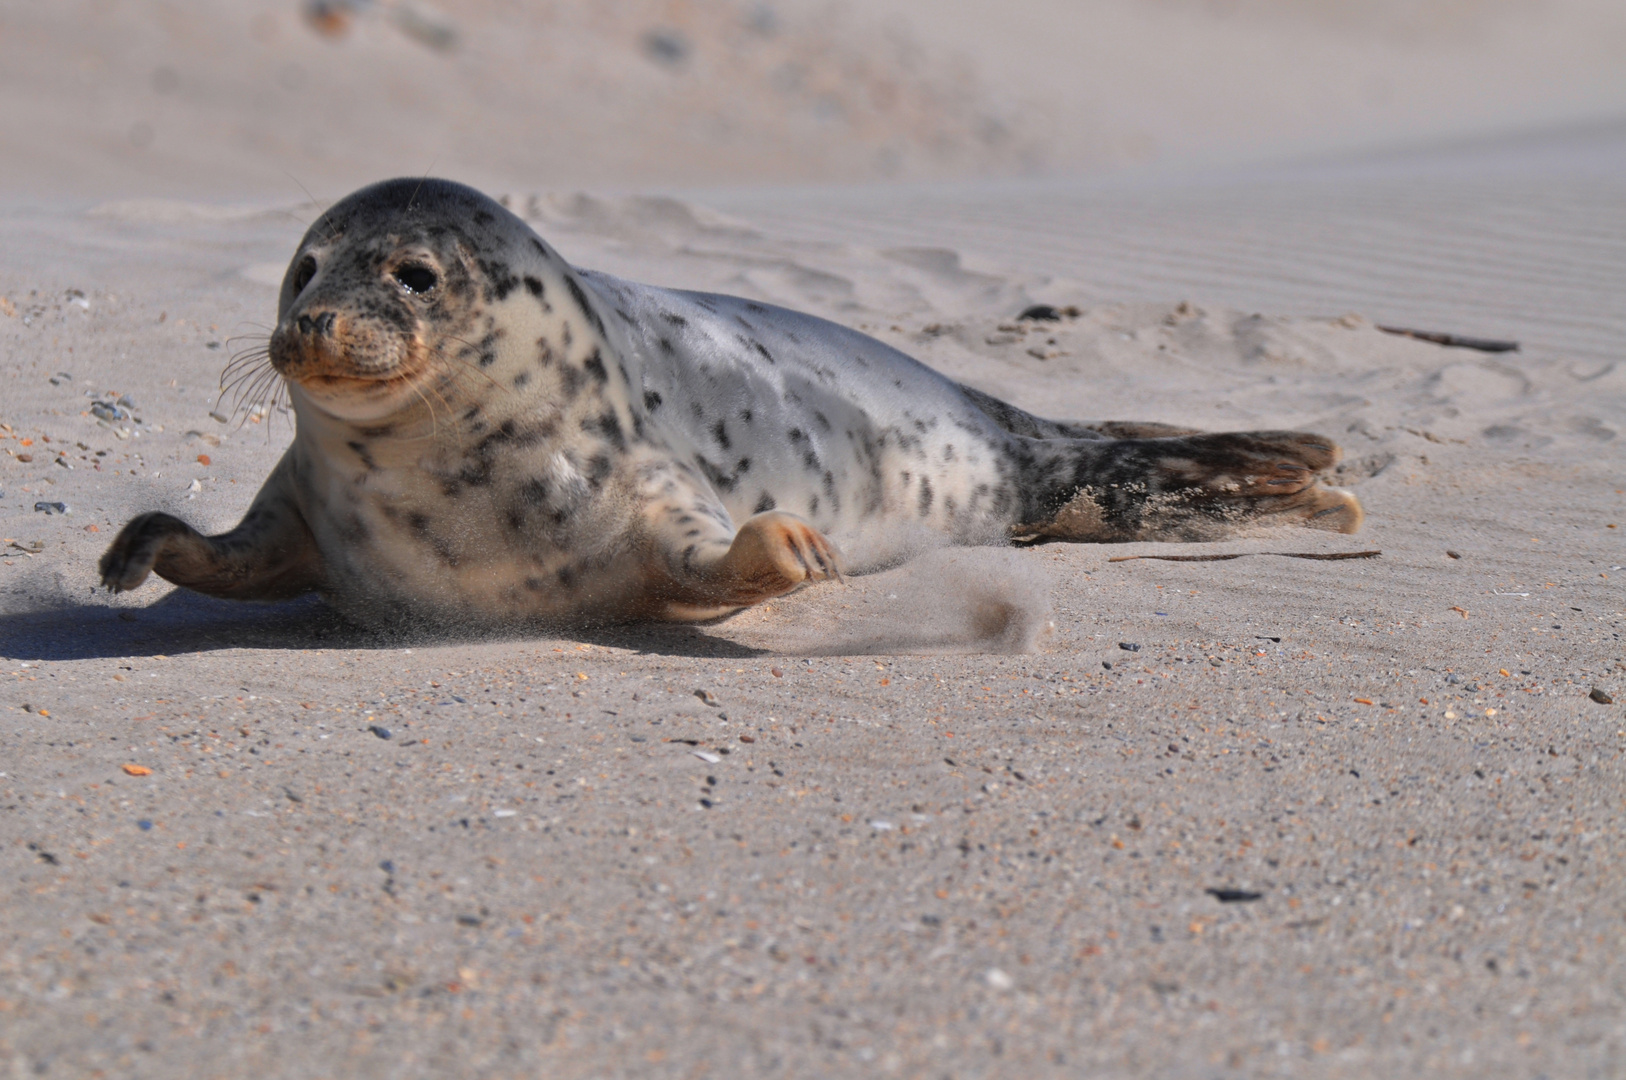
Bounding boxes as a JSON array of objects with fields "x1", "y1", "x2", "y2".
[
  {"x1": 1591, "y1": 688, "x2": 1615, "y2": 705},
  {"x1": 642, "y1": 27, "x2": 689, "y2": 64},
  {"x1": 1118, "y1": 642, "x2": 1140, "y2": 652},
  {"x1": 984, "y1": 968, "x2": 1014, "y2": 990},
  {"x1": 1017, "y1": 304, "x2": 1062, "y2": 322},
  {"x1": 137, "y1": 819, "x2": 153, "y2": 831},
  {"x1": 694, "y1": 688, "x2": 720, "y2": 707},
  {"x1": 33, "y1": 501, "x2": 69, "y2": 515},
  {"x1": 692, "y1": 750, "x2": 721, "y2": 764},
  {"x1": 369, "y1": 725, "x2": 393, "y2": 739}
]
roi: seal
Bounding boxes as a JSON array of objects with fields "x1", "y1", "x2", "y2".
[{"x1": 99, "y1": 177, "x2": 1362, "y2": 627}]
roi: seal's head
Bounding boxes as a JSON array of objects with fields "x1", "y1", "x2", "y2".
[{"x1": 270, "y1": 177, "x2": 543, "y2": 423}]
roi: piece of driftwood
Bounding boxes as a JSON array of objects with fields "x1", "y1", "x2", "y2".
[
  {"x1": 1107, "y1": 550, "x2": 1382, "y2": 564},
  {"x1": 1377, "y1": 325, "x2": 1520, "y2": 353}
]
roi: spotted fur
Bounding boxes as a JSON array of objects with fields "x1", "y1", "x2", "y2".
[{"x1": 99, "y1": 178, "x2": 1361, "y2": 628}]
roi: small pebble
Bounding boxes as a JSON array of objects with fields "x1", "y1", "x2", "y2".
[
  {"x1": 1118, "y1": 642, "x2": 1140, "y2": 652},
  {"x1": 369, "y1": 725, "x2": 393, "y2": 739},
  {"x1": 1102, "y1": 661, "x2": 1112, "y2": 670},
  {"x1": 1206, "y1": 887, "x2": 1264, "y2": 903},
  {"x1": 984, "y1": 968, "x2": 1014, "y2": 990},
  {"x1": 1017, "y1": 304, "x2": 1061, "y2": 322},
  {"x1": 1592, "y1": 688, "x2": 1615, "y2": 705},
  {"x1": 33, "y1": 501, "x2": 69, "y2": 515},
  {"x1": 692, "y1": 750, "x2": 721, "y2": 764},
  {"x1": 492, "y1": 809, "x2": 517, "y2": 818},
  {"x1": 694, "y1": 688, "x2": 720, "y2": 706},
  {"x1": 136, "y1": 819, "x2": 153, "y2": 831}
]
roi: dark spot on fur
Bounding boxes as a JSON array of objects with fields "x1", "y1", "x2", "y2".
[
  {"x1": 524, "y1": 275, "x2": 544, "y2": 298},
  {"x1": 594, "y1": 411, "x2": 625, "y2": 449},
  {"x1": 712, "y1": 420, "x2": 730, "y2": 450},
  {"x1": 346, "y1": 440, "x2": 377, "y2": 471},
  {"x1": 560, "y1": 363, "x2": 584, "y2": 397},
  {"x1": 752, "y1": 341, "x2": 775, "y2": 365},
  {"x1": 582, "y1": 349, "x2": 609, "y2": 384},
  {"x1": 919, "y1": 476, "x2": 934, "y2": 516},
  {"x1": 566, "y1": 276, "x2": 605, "y2": 336},
  {"x1": 808, "y1": 495, "x2": 820, "y2": 515},
  {"x1": 513, "y1": 370, "x2": 531, "y2": 388},
  {"x1": 660, "y1": 311, "x2": 688, "y2": 327},
  {"x1": 754, "y1": 493, "x2": 776, "y2": 513},
  {"x1": 519, "y1": 477, "x2": 550, "y2": 506},
  {"x1": 644, "y1": 390, "x2": 663, "y2": 411},
  {"x1": 586, "y1": 454, "x2": 613, "y2": 487}
]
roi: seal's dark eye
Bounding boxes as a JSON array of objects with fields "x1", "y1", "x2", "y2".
[
  {"x1": 290, "y1": 255, "x2": 316, "y2": 295},
  {"x1": 393, "y1": 263, "x2": 438, "y2": 295}
]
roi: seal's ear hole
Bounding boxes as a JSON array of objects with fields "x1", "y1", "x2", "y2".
[
  {"x1": 291, "y1": 255, "x2": 317, "y2": 296},
  {"x1": 393, "y1": 263, "x2": 439, "y2": 295}
]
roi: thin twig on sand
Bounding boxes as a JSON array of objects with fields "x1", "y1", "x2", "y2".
[{"x1": 1108, "y1": 550, "x2": 1382, "y2": 564}]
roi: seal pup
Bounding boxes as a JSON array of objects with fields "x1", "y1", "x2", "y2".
[{"x1": 100, "y1": 178, "x2": 1361, "y2": 628}]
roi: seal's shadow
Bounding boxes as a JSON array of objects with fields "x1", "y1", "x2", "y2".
[{"x1": 0, "y1": 591, "x2": 766, "y2": 662}]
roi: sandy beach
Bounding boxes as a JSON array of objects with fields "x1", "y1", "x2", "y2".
[{"x1": 2, "y1": 2, "x2": 1625, "y2": 1076}]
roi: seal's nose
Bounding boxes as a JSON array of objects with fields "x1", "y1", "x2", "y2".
[{"x1": 297, "y1": 311, "x2": 338, "y2": 337}]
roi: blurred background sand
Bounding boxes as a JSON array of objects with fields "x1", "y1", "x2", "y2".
[{"x1": 4, "y1": 0, "x2": 1626, "y2": 197}]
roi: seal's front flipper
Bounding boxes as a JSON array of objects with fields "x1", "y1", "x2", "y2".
[
  {"x1": 100, "y1": 492, "x2": 322, "y2": 602},
  {"x1": 1014, "y1": 430, "x2": 1362, "y2": 543},
  {"x1": 649, "y1": 510, "x2": 841, "y2": 621}
]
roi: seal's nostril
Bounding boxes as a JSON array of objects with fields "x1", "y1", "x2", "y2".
[{"x1": 298, "y1": 312, "x2": 337, "y2": 337}]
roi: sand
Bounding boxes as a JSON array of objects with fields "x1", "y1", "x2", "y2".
[{"x1": 2, "y1": 3, "x2": 1625, "y2": 1077}]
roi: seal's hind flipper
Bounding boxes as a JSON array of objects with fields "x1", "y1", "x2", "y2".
[{"x1": 1012, "y1": 430, "x2": 1362, "y2": 543}]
